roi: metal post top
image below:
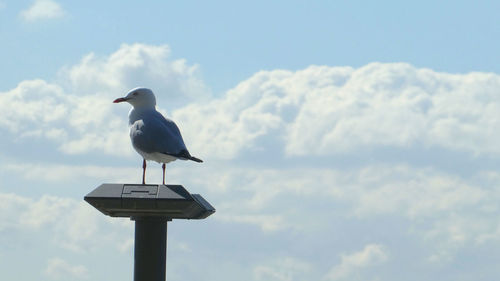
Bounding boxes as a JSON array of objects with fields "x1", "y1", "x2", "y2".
[{"x1": 84, "y1": 184, "x2": 215, "y2": 220}]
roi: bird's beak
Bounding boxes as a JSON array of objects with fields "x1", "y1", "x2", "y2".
[{"x1": 113, "y1": 97, "x2": 129, "y2": 103}]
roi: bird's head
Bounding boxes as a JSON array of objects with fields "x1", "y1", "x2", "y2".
[{"x1": 113, "y1": 87, "x2": 156, "y2": 108}]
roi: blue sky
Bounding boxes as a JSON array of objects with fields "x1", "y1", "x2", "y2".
[
  {"x1": 2, "y1": 1, "x2": 499, "y2": 93},
  {"x1": 1, "y1": 1, "x2": 500, "y2": 281}
]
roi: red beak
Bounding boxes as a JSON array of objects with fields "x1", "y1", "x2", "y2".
[{"x1": 113, "y1": 97, "x2": 128, "y2": 103}]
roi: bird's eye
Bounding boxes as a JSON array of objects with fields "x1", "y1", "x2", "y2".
[{"x1": 133, "y1": 92, "x2": 138, "y2": 96}]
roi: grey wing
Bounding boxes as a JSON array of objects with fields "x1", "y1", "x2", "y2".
[{"x1": 130, "y1": 112, "x2": 187, "y2": 154}]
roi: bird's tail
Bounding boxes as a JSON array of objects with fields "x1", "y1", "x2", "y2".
[
  {"x1": 165, "y1": 149, "x2": 203, "y2": 163},
  {"x1": 187, "y1": 155, "x2": 203, "y2": 163}
]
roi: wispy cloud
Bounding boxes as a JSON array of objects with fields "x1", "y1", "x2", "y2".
[
  {"x1": 44, "y1": 257, "x2": 88, "y2": 280},
  {"x1": 216, "y1": 214, "x2": 290, "y2": 232},
  {"x1": 325, "y1": 244, "x2": 388, "y2": 281},
  {"x1": 20, "y1": 0, "x2": 65, "y2": 22},
  {"x1": 3, "y1": 163, "x2": 138, "y2": 183},
  {"x1": 0, "y1": 192, "x2": 131, "y2": 253},
  {"x1": 254, "y1": 257, "x2": 312, "y2": 281}
]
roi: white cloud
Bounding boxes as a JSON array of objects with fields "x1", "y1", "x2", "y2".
[
  {"x1": 63, "y1": 43, "x2": 211, "y2": 104},
  {"x1": 325, "y1": 244, "x2": 388, "y2": 281},
  {"x1": 186, "y1": 164, "x2": 500, "y2": 263},
  {"x1": 20, "y1": 195, "x2": 74, "y2": 228},
  {"x1": 4, "y1": 162, "x2": 133, "y2": 184},
  {"x1": 183, "y1": 164, "x2": 490, "y2": 222},
  {"x1": 0, "y1": 79, "x2": 130, "y2": 156},
  {"x1": 0, "y1": 193, "x2": 32, "y2": 231},
  {"x1": 254, "y1": 257, "x2": 312, "y2": 281},
  {"x1": 0, "y1": 192, "x2": 131, "y2": 253},
  {"x1": 216, "y1": 214, "x2": 290, "y2": 233},
  {"x1": 3, "y1": 47, "x2": 499, "y2": 161},
  {"x1": 3, "y1": 160, "x2": 499, "y2": 271},
  {"x1": 2, "y1": 162, "x2": 175, "y2": 184},
  {"x1": 347, "y1": 165, "x2": 486, "y2": 218},
  {"x1": 7, "y1": 159, "x2": 491, "y2": 239},
  {"x1": 0, "y1": 43, "x2": 210, "y2": 157},
  {"x1": 0, "y1": 193, "x2": 72, "y2": 229},
  {"x1": 118, "y1": 238, "x2": 135, "y2": 253},
  {"x1": 423, "y1": 212, "x2": 500, "y2": 264},
  {"x1": 20, "y1": 0, "x2": 65, "y2": 22},
  {"x1": 0, "y1": 79, "x2": 67, "y2": 132},
  {"x1": 173, "y1": 63, "x2": 500, "y2": 159},
  {"x1": 44, "y1": 257, "x2": 88, "y2": 280}
]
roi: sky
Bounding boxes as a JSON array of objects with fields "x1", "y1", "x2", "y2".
[{"x1": 0, "y1": 1, "x2": 500, "y2": 280}]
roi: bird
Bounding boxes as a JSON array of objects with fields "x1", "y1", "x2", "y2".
[{"x1": 113, "y1": 87, "x2": 202, "y2": 185}]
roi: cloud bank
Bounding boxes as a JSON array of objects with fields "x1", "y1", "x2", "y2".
[
  {"x1": 173, "y1": 63, "x2": 500, "y2": 159},
  {"x1": 2, "y1": 44, "x2": 499, "y2": 162}
]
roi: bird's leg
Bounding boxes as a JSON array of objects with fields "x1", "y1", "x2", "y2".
[
  {"x1": 142, "y1": 159, "x2": 147, "y2": 185},
  {"x1": 162, "y1": 163, "x2": 166, "y2": 185}
]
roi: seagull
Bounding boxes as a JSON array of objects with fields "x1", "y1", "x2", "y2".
[{"x1": 113, "y1": 87, "x2": 202, "y2": 185}]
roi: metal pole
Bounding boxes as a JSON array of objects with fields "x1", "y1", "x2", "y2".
[{"x1": 134, "y1": 217, "x2": 168, "y2": 281}]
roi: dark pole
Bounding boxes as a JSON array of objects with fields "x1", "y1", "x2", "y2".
[
  {"x1": 85, "y1": 184, "x2": 215, "y2": 281},
  {"x1": 134, "y1": 217, "x2": 168, "y2": 281}
]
